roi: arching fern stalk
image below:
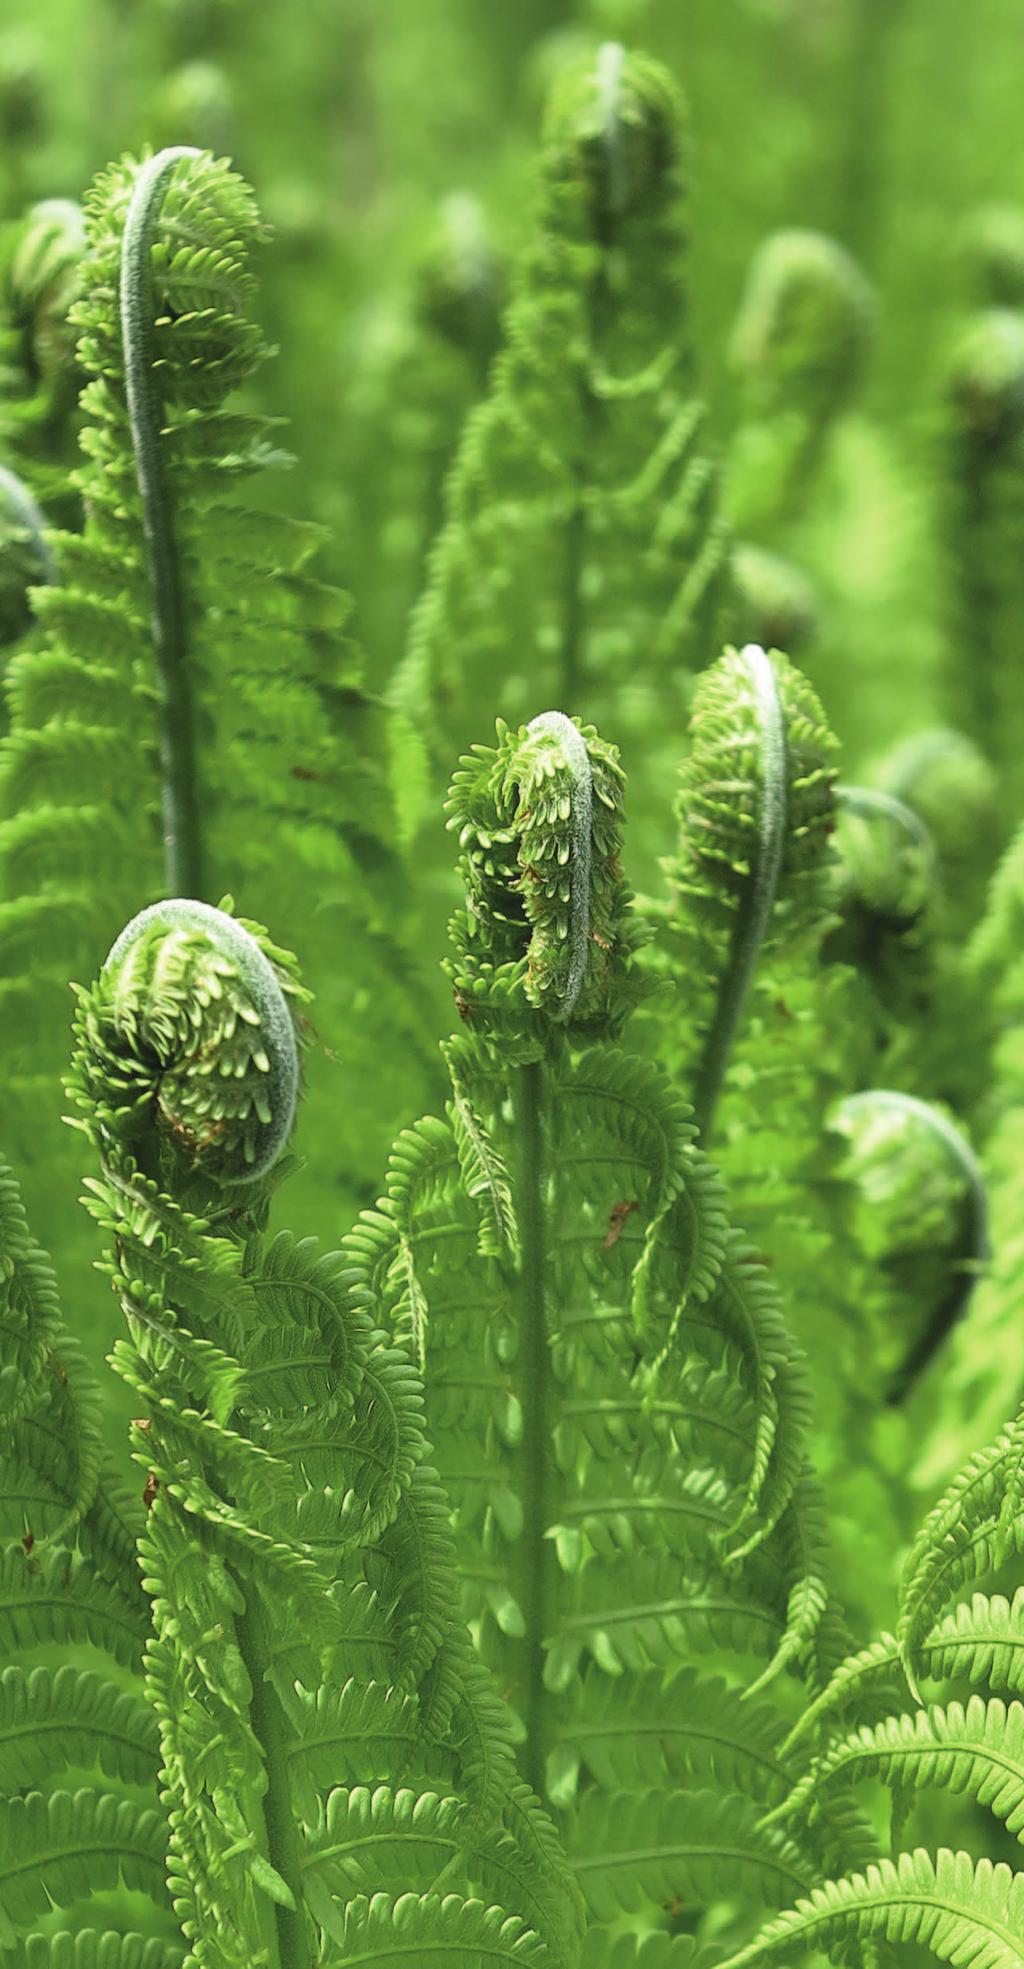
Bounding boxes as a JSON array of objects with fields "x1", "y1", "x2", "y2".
[
  {"x1": 0, "y1": 144, "x2": 439, "y2": 1336},
  {"x1": 392, "y1": 41, "x2": 731, "y2": 864},
  {"x1": 347, "y1": 707, "x2": 867, "y2": 1950},
  {"x1": 56, "y1": 898, "x2": 581, "y2": 1967}
]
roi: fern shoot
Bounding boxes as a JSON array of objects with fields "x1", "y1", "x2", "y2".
[
  {"x1": 349, "y1": 706, "x2": 851, "y2": 1946},
  {"x1": 56, "y1": 898, "x2": 583, "y2": 1966},
  {"x1": 392, "y1": 40, "x2": 731, "y2": 859}
]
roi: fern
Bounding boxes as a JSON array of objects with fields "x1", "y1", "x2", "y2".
[
  {"x1": 54, "y1": 897, "x2": 581, "y2": 1965},
  {"x1": 727, "y1": 228, "x2": 874, "y2": 538},
  {"x1": 348, "y1": 704, "x2": 855, "y2": 1947},
  {"x1": 392, "y1": 40, "x2": 731, "y2": 863},
  {"x1": 0, "y1": 144, "x2": 441, "y2": 1381}
]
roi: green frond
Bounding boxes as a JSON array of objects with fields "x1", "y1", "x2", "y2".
[
  {"x1": 325, "y1": 1890, "x2": 549, "y2": 1964},
  {"x1": 0, "y1": 1789, "x2": 167, "y2": 1938},
  {"x1": 0, "y1": 1545, "x2": 147, "y2": 1667},
  {"x1": 17, "y1": 1938, "x2": 183, "y2": 1969},
  {"x1": 0, "y1": 1664, "x2": 158, "y2": 1791},
  {"x1": 717, "y1": 1848, "x2": 1024, "y2": 1969},
  {"x1": 771, "y1": 1694, "x2": 1024, "y2": 1846},
  {"x1": 568, "y1": 1787, "x2": 809, "y2": 1924},
  {"x1": 898, "y1": 1420, "x2": 1022, "y2": 1688},
  {"x1": 392, "y1": 40, "x2": 730, "y2": 820}
]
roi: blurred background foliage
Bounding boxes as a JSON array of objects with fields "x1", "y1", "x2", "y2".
[{"x1": 4, "y1": 0, "x2": 1022, "y2": 762}]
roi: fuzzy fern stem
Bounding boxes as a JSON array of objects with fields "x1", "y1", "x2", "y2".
[
  {"x1": 517, "y1": 1055, "x2": 552, "y2": 1798},
  {"x1": 692, "y1": 644, "x2": 787, "y2": 1141},
  {"x1": 120, "y1": 146, "x2": 204, "y2": 897}
]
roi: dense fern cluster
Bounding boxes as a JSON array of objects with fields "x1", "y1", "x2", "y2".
[{"x1": 5, "y1": 6, "x2": 1024, "y2": 1963}]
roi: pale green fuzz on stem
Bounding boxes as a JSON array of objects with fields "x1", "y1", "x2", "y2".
[{"x1": 71, "y1": 898, "x2": 303, "y2": 1185}]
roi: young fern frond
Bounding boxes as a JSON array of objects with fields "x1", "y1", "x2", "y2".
[
  {"x1": 728, "y1": 228, "x2": 874, "y2": 537},
  {"x1": 392, "y1": 40, "x2": 731, "y2": 850},
  {"x1": 59, "y1": 897, "x2": 581, "y2": 1968},
  {"x1": 0, "y1": 144, "x2": 440, "y2": 1351},
  {"x1": 719, "y1": 1849, "x2": 1024, "y2": 1969},
  {"x1": 348, "y1": 707, "x2": 849, "y2": 1947},
  {"x1": 646, "y1": 641, "x2": 837, "y2": 1143}
]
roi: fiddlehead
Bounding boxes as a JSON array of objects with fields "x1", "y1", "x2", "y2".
[
  {"x1": 652, "y1": 642, "x2": 837, "y2": 1142},
  {"x1": 74, "y1": 897, "x2": 303, "y2": 1188},
  {"x1": 65, "y1": 901, "x2": 578, "y2": 1968},
  {"x1": 446, "y1": 708, "x2": 639, "y2": 1047}
]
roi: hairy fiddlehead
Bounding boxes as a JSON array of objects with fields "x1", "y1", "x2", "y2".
[
  {"x1": 393, "y1": 40, "x2": 731, "y2": 860},
  {"x1": 62, "y1": 900, "x2": 580, "y2": 1967},
  {"x1": 350, "y1": 707, "x2": 845, "y2": 1949}
]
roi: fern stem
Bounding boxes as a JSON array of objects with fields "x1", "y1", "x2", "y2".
[
  {"x1": 517, "y1": 1056, "x2": 552, "y2": 1798},
  {"x1": 234, "y1": 1584, "x2": 309, "y2": 1969},
  {"x1": 692, "y1": 644, "x2": 787, "y2": 1142},
  {"x1": 120, "y1": 146, "x2": 204, "y2": 898}
]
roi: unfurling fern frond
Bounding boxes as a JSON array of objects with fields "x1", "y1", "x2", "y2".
[
  {"x1": 57, "y1": 899, "x2": 582, "y2": 1967},
  {"x1": 0, "y1": 143, "x2": 441, "y2": 1375},
  {"x1": 647, "y1": 641, "x2": 837, "y2": 1142},
  {"x1": 940, "y1": 308, "x2": 1024, "y2": 819},
  {"x1": 349, "y1": 707, "x2": 847, "y2": 1950},
  {"x1": 728, "y1": 228, "x2": 874, "y2": 536},
  {"x1": 392, "y1": 40, "x2": 731, "y2": 852}
]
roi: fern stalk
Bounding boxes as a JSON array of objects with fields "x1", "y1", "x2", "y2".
[
  {"x1": 691, "y1": 643, "x2": 787, "y2": 1141},
  {"x1": 120, "y1": 146, "x2": 203, "y2": 895}
]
